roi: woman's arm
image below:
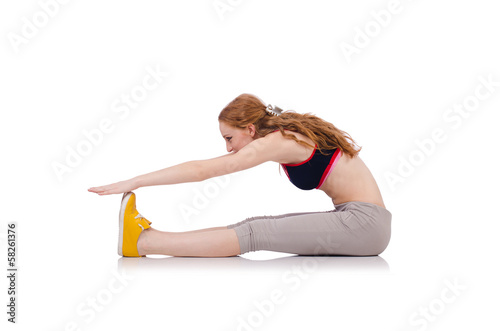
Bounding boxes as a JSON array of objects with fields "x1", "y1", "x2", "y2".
[
  {"x1": 88, "y1": 160, "x2": 206, "y2": 195},
  {"x1": 88, "y1": 134, "x2": 280, "y2": 195},
  {"x1": 134, "y1": 160, "x2": 204, "y2": 188}
]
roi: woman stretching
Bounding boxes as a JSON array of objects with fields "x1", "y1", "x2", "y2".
[{"x1": 88, "y1": 94, "x2": 392, "y2": 258}]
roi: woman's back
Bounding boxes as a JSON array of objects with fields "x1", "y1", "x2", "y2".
[{"x1": 321, "y1": 154, "x2": 386, "y2": 208}]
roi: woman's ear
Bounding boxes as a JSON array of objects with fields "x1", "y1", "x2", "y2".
[{"x1": 247, "y1": 124, "x2": 256, "y2": 137}]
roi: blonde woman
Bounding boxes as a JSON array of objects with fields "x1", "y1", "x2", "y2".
[{"x1": 88, "y1": 94, "x2": 392, "y2": 258}]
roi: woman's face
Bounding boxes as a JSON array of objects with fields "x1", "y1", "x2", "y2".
[{"x1": 219, "y1": 121, "x2": 257, "y2": 153}]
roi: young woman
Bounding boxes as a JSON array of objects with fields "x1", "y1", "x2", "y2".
[{"x1": 88, "y1": 93, "x2": 392, "y2": 258}]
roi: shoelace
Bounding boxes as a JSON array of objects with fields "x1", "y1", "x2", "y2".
[{"x1": 135, "y1": 213, "x2": 146, "y2": 230}]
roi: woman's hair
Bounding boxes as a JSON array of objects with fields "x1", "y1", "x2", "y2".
[{"x1": 218, "y1": 93, "x2": 361, "y2": 158}]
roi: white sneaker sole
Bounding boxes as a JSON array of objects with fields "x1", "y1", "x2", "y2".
[{"x1": 118, "y1": 192, "x2": 133, "y2": 256}]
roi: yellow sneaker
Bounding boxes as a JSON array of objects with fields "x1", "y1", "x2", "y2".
[{"x1": 118, "y1": 192, "x2": 152, "y2": 257}]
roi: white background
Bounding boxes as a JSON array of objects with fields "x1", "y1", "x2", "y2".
[{"x1": 1, "y1": 0, "x2": 499, "y2": 330}]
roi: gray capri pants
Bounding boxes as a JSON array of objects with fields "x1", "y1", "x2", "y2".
[{"x1": 226, "y1": 201, "x2": 392, "y2": 256}]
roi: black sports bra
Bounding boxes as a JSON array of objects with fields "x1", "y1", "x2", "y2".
[{"x1": 280, "y1": 145, "x2": 342, "y2": 190}]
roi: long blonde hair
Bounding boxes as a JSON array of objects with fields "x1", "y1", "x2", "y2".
[{"x1": 218, "y1": 93, "x2": 361, "y2": 157}]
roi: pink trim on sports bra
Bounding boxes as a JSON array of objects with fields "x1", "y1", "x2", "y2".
[{"x1": 316, "y1": 149, "x2": 342, "y2": 189}]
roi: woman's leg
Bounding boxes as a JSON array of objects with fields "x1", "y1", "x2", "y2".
[
  {"x1": 119, "y1": 192, "x2": 239, "y2": 257},
  {"x1": 226, "y1": 203, "x2": 392, "y2": 256},
  {"x1": 135, "y1": 201, "x2": 391, "y2": 257},
  {"x1": 137, "y1": 227, "x2": 240, "y2": 257}
]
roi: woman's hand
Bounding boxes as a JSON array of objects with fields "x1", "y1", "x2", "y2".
[{"x1": 88, "y1": 179, "x2": 138, "y2": 196}]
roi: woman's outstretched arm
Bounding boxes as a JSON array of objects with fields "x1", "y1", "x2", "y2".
[
  {"x1": 88, "y1": 134, "x2": 281, "y2": 195},
  {"x1": 87, "y1": 160, "x2": 203, "y2": 195}
]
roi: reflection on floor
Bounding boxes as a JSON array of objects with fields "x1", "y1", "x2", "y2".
[{"x1": 118, "y1": 254, "x2": 390, "y2": 276}]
